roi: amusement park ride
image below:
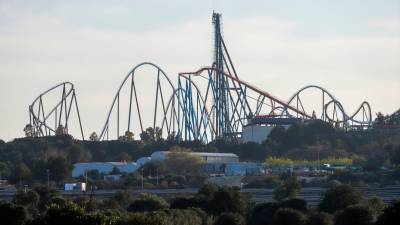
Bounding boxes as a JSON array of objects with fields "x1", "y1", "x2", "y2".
[{"x1": 27, "y1": 12, "x2": 372, "y2": 142}]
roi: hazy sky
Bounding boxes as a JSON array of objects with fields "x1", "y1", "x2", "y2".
[{"x1": 0, "y1": 0, "x2": 399, "y2": 141}]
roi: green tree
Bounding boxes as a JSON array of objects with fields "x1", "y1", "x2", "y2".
[
  {"x1": 248, "y1": 202, "x2": 280, "y2": 225},
  {"x1": 306, "y1": 212, "x2": 333, "y2": 225},
  {"x1": 110, "y1": 167, "x2": 121, "y2": 175},
  {"x1": 34, "y1": 185, "x2": 60, "y2": 208},
  {"x1": 364, "y1": 197, "x2": 386, "y2": 220},
  {"x1": 280, "y1": 198, "x2": 308, "y2": 213},
  {"x1": 214, "y1": 212, "x2": 245, "y2": 225},
  {"x1": 197, "y1": 183, "x2": 219, "y2": 201},
  {"x1": 273, "y1": 172, "x2": 302, "y2": 201},
  {"x1": 121, "y1": 208, "x2": 204, "y2": 225},
  {"x1": 164, "y1": 146, "x2": 203, "y2": 175},
  {"x1": 265, "y1": 156, "x2": 293, "y2": 168},
  {"x1": 0, "y1": 162, "x2": 12, "y2": 180},
  {"x1": 265, "y1": 126, "x2": 286, "y2": 146},
  {"x1": 119, "y1": 130, "x2": 134, "y2": 141},
  {"x1": 68, "y1": 144, "x2": 91, "y2": 163},
  {"x1": 39, "y1": 201, "x2": 106, "y2": 225},
  {"x1": 13, "y1": 190, "x2": 40, "y2": 207},
  {"x1": 115, "y1": 152, "x2": 132, "y2": 162},
  {"x1": 14, "y1": 162, "x2": 32, "y2": 183},
  {"x1": 272, "y1": 208, "x2": 306, "y2": 225},
  {"x1": 170, "y1": 196, "x2": 200, "y2": 209},
  {"x1": 375, "y1": 112, "x2": 385, "y2": 125},
  {"x1": 55, "y1": 125, "x2": 68, "y2": 136},
  {"x1": 208, "y1": 186, "x2": 250, "y2": 215},
  {"x1": 89, "y1": 132, "x2": 99, "y2": 141},
  {"x1": 47, "y1": 157, "x2": 71, "y2": 183},
  {"x1": 127, "y1": 193, "x2": 169, "y2": 213},
  {"x1": 139, "y1": 127, "x2": 161, "y2": 143},
  {"x1": 376, "y1": 200, "x2": 400, "y2": 225},
  {"x1": 334, "y1": 205, "x2": 373, "y2": 225},
  {"x1": 319, "y1": 184, "x2": 362, "y2": 213},
  {"x1": 0, "y1": 202, "x2": 27, "y2": 225},
  {"x1": 390, "y1": 146, "x2": 400, "y2": 167},
  {"x1": 111, "y1": 190, "x2": 135, "y2": 209}
]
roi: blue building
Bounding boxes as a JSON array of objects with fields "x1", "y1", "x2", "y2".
[{"x1": 72, "y1": 162, "x2": 138, "y2": 177}]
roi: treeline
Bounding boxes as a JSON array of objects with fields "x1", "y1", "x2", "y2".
[
  {"x1": 1, "y1": 112, "x2": 400, "y2": 185},
  {"x1": 1, "y1": 183, "x2": 399, "y2": 225}
]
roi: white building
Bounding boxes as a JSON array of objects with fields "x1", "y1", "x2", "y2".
[{"x1": 242, "y1": 125, "x2": 274, "y2": 144}]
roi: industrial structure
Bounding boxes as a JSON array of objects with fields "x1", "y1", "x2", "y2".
[{"x1": 27, "y1": 12, "x2": 372, "y2": 143}]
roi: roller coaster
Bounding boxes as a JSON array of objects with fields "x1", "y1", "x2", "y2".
[{"x1": 27, "y1": 12, "x2": 372, "y2": 142}]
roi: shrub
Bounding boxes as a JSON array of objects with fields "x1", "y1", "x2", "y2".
[
  {"x1": 0, "y1": 202, "x2": 27, "y2": 225},
  {"x1": 127, "y1": 194, "x2": 169, "y2": 213},
  {"x1": 273, "y1": 173, "x2": 302, "y2": 201},
  {"x1": 121, "y1": 208, "x2": 204, "y2": 225},
  {"x1": 247, "y1": 202, "x2": 280, "y2": 225},
  {"x1": 280, "y1": 198, "x2": 308, "y2": 213},
  {"x1": 376, "y1": 200, "x2": 400, "y2": 225},
  {"x1": 319, "y1": 184, "x2": 362, "y2": 213},
  {"x1": 272, "y1": 208, "x2": 306, "y2": 225},
  {"x1": 207, "y1": 186, "x2": 250, "y2": 215},
  {"x1": 170, "y1": 197, "x2": 200, "y2": 209},
  {"x1": 334, "y1": 205, "x2": 373, "y2": 225},
  {"x1": 214, "y1": 212, "x2": 245, "y2": 225},
  {"x1": 329, "y1": 170, "x2": 358, "y2": 184},
  {"x1": 306, "y1": 212, "x2": 333, "y2": 225},
  {"x1": 364, "y1": 196, "x2": 386, "y2": 220}
]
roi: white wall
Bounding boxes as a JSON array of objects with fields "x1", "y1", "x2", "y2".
[{"x1": 242, "y1": 125, "x2": 274, "y2": 143}]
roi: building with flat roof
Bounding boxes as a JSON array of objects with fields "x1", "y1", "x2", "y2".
[
  {"x1": 71, "y1": 151, "x2": 262, "y2": 178},
  {"x1": 72, "y1": 162, "x2": 138, "y2": 177},
  {"x1": 151, "y1": 151, "x2": 239, "y2": 163}
]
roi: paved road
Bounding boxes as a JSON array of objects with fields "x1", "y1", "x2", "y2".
[{"x1": 1, "y1": 185, "x2": 399, "y2": 205}]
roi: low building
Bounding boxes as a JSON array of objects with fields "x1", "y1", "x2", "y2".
[
  {"x1": 72, "y1": 151, "x2": 245, "y2": 178},
  {"x1": 224, "y1": 162, "x2": 265, "y2": 176},
  {"x1": 150, "y1": 151, "x2": 239, "y2": 163},
  {"x1": 64, "y1": 182, "x2": 86, "y2": 191},
  {"x1": 72, "y1": 162, "x2": 138, "y2": 177},
  {"x1": 204, "y1": 162, "x2": 265, "y2": 176}
]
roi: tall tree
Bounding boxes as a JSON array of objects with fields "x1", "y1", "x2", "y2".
[{"x1": 319, "y1": 184, "x2": 362, "y2": 213}]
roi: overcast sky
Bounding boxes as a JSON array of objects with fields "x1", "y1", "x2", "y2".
[{"x1": 0, "y1": 0, "x2": 399, "y2": 141}]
